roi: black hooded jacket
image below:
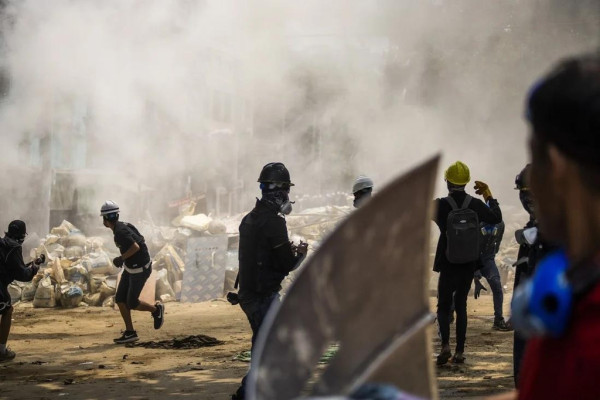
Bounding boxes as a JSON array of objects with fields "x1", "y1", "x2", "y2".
[{"x1": 0, "y1": 237, "x2": 38, "y2": 287}]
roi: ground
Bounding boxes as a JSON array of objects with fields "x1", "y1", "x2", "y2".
[{"x1": 0, "y1": 295, "x2": 514, "y2": 400}]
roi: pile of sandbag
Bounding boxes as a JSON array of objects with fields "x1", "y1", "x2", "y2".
[
  {"x1": 151, "y1": 244, "x2": 185, "y2": 303},
  {"x1": 13, "y1": 220, "x2": 121, "y2": 308}
]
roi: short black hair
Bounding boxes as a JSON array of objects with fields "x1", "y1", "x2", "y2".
[{"x1": 527, "y1": 54, "x2": 600, "y2": 191}]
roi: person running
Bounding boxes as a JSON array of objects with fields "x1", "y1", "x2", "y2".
[{"x1": 101, "y1": 201, "x2": 164, "y2": 344}]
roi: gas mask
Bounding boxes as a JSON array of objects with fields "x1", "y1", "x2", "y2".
[
  {"x1": 261, "y1": 184, "x2": 294, "y2": 215},
  {"x1": 353, "y1": 188, "x2": 373, "y2": 209},
  {"x1": 519, "y1": 190, "x2": 535, "y2": 216}
]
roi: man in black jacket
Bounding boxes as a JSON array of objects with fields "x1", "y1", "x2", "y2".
[
  {"x1": 232, "y1": 162, "x2": 307, "y2": 400},
  {"x1": 433, "y1": 161, "x2": 502, "y2": 365},
  {"x1": 0, "y1": 220, "x2": 44, "y2": 362}
]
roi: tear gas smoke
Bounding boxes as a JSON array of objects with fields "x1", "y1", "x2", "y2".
[{"x1": 0, "y1": 0, "x2": 597, "y2": 233}]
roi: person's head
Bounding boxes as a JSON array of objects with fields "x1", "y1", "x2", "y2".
[
  {"x1": 258, "y1": 162, "x2": 294, "y2": 214},
  {"x1": 526, "y1": 54, "x2": 600, "y2": 245},
  {"x1": 352, "y1": 176, "x2": 374, "y2": 208},
  {"x1": 100, "y1": 200, "x2": 120, "y2": 228},
  {"x1": 5, "y1": 220, "x2": 26, "y2": 244},
  {"x1": 444, "y1": 161, "x2": 470, "y2": 192},
  {"x1": 515, "y1": 164, "x2": 535, "y2": 217}
]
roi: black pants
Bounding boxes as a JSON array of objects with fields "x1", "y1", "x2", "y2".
[
  {"x1": 437, "y1": 267, "x2": 473, "y2": 353},
  {"x1": 513, "y1": 330, "x2": 528, "y2": 387},
  {"x1": 235, "y1": 293, "x2": 280, "y2": 399}
]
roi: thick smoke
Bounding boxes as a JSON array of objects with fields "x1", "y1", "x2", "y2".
[{"x1": 0, "y1": 0, "x2": 597, "y2": 233}]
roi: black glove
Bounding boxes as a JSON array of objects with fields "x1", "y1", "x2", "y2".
[
  {"x1": 113, "y1": 256, "x2": 124, "y2": 268},
  {"x1": 474, "y1": 279, "x2": 487, "y2": 299},
  {"x1": 34, "y1": 254, "x2": 46, "y2": 265}
]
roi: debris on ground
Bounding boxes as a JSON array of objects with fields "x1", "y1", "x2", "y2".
[{"x1": 126, "y1": 335, "x2": 223, "y2": 349}]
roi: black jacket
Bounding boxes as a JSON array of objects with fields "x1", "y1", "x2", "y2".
[
  {"x1": 514, "y1": 220, "x2": 557, "y2": 289},
  {"x1": 238, "y1": 199, "x2": 301, "y2": 301},
  {"x1": 0, "y1": 237, "x2": 38, "y2": 287},
  {"x1": 433, "y1": 191, "x2": 502, "y2": 272}
]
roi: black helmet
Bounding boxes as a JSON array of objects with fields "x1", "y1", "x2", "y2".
[
  {"x1": 6, "y1": 220, "x2": 27, "y2": 240},
  {"x1": 257, "y1": 162, "x2": 294, "y2": 186},
  {"x1": 515, "y1": 164, "x2": 531, "y2": 190}
]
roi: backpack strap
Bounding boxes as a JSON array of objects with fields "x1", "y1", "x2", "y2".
[
  {"x1": 461, "y1": 195, "x2": 473, "y2": 209},
  {"x1": 445, "y1": 196, "x2": 459, "y2": 210}
]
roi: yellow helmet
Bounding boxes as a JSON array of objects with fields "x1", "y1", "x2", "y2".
[{"x1": 444, "y1": 161, "x2": 470, "y2": 186}]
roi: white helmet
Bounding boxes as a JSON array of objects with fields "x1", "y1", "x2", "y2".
[
  {"x1": 100, "y1": 200, "x2": 120, "y2": 217},
  {"x1": 352, "y1": 176, "x2": 374, "y2": 194}
]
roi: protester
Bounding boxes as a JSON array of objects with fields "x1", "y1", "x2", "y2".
[
  {"x1": 0, "y1": 220, "x2": 45, "y2": 362},
  {"x1": 101, "y1": 201, "x2": 164, "y2": 344},
  {"x1": 433, "y1": 161, "x2": 502, "y2": 365},
  {"x1": 232, "y1": 163, "x2": 307, "y2": 400}
]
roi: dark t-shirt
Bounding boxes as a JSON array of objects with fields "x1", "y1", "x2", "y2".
[
  {"x1": 432, "y1": 191, "x2": 502, "y2": 272},
  {"x1": 238, "y1": 199, "x2": 299, "y2": 301},
  {"x1": 113, "y1": 221, "x2": 150, "y2": 268}
]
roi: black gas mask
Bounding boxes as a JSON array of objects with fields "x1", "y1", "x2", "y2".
[
  {"x1": 353, "y1": 188, "x2": 373, "y2": 208},
  {"x1": 519, "y1": 190, "x2": 535, "y2": 217},
  {"x1": 261, "y1": 183, "x2": 294, "y2": 215}
]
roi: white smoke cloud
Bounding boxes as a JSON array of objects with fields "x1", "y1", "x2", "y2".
[{"x1": 0, "y1": 0, "x2": 597, "y2": 231}]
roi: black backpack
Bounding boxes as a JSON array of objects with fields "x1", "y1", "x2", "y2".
[{"x1": 445, "y1": 195, "x2": 480, "y2": 264}]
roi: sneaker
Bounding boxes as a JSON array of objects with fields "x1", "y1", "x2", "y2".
[
  {"x1": 436, "y1": 348, "x2": 452, "y2": 366},
  {"x1": 493, "y1": 318, "x2": 512, "y2": 331},
  {"x1": 114, "y1": 330, "x2": 139, "y2": 344},
  {"x1": 152, "y1": 303, "x2": 164, "y2": 330},
  {"x1": 0, "y1": 348, "x2": 16, "y2": 363}
]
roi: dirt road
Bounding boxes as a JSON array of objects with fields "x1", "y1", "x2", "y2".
[{"x1": 0, "y1": 296, "x2": 514, "y2": 399}]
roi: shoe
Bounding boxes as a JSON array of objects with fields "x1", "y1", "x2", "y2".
[
  {"x1": 114, "y1": 330, "x2": 139, "y2": 344},
  {"x1": 0, "y1": 348, "x2": 16, "y2": 363},
  {"x1": 451, "y1": 352, "x2": 466, "y2": 364},
  {"x1": 152, "y1": 303, "x2": 164, "y2": 330},
  {"x1": 436, "y1": 348, "x2": 452, "y2": 366},
  {"x1": 493, "y1": 318, "x2": 512, "y2": 331}
]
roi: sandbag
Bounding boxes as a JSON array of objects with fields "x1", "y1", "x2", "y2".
[
  {"x1": 64, "y1": 263, "x2": 89, "y2": 286},
  {"x1": 99, "y1": 278, "x2": 117, "y2": 298},
  {"x1": 51, "y1": 220, "x2": 76, "y2": 237},
  {"x1": 155, "y1": 269, "x2": 175, "y2": 300},
  {"x1": 64, "y1": 246, "x2": 84, "y2": 260},
  {"x1": 82, "y1": 252, "x2": 118, "y2": 276},
  {"x1": 64, "y1": 232, "x2": 86, "y2": 248},
  {"x1": 21, "y1": 282, "x2": 38, "y2": 302},
  {"x1": 180, "y1": 214, "x2": 212, "y2": 232},
  {"x1": 102, "y1": 296, "x2": 115, "y2": 308},
  {"x1": 44, "y1": 243, "x2": 65, "y2": 260},
  {"x1": 174, "y1": 280, "x2": 182, "y2": 300},
  {"x1": 208, "y1": 220, "x2": 227, "y2": 235},
  {"x1": 89, "y1": 275, "x2": 105, "y2": 294},
  {"x1": 7, "y1": 283, "x2": 22, "y2": 303},
  {"x1": 51, "y1": 258, "x2": 66, "y2": 284},
  {"x1": 33, "y1": 276, "x2": 56, "y2": 308},
  {"x1": 85, "y1": 237, "x2": 104, "y2": 251},
  {"x1": 56, "y1": 283, "x2": 84, "y2": 308},
  {"x1": 83, "y1": 292, "x2": 103, "y2": 306}
]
